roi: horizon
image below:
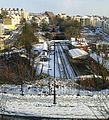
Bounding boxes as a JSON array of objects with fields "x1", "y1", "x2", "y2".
[{"x1": 0, "y1": 0, "x2": 109, "y2": 16}]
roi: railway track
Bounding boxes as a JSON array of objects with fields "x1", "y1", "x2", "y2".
[
  {"x1": 56, "y1": 44, "x2": 68, "y2": 79},
  {"x1": 55, "y1": 43, "x2": 76, "y2": 80},
  {"x1": 59, "y1": 43, "x2": 77, "y2": 78}
]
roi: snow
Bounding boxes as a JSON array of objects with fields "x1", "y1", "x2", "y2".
[
  {"x1": 33, "y1": 44, "x2": 44, "y2": 53},
  {"x1": 75, "y1": 75, "x2": 102, "y2": 80},
  {"x1": 71, "y1": 38, "x2": 88, "y2": 48},
  {"x1": 0, "y1": 93, "x2": 109, "y2": 119},
  {"x1": 56, "y1": 45, "x2": 76, "y2": 79},
  {"x1": 71, "y1": 40, "x2": 78, "y2": 46},
  {"x1": 82, "y1": 16, "x2": 90, "y2": 19},
  {"x1": 36, "y1": 44, "x2": 76, "y2": 79},
  {"x1": 0, "y1": 79, "x2": 109, "y2": 119},
  {"x1": 50, "y1": 40, "x2": 70, "y2": 45},
  {"x1": 90, "y1": 53, "x2": 109, "y2": 71},
  {"x1": 69, "y1": 48, "x2": 88, "y2": 59},
  {"x1": 95, "y1": 28, "x2": 109, "y2": 41},
  {"x1": 49, "y1": 54, "x2": 60, "y2": 78},
  {"x1": 90, "y1": 53, "x2": 103, "y2": 64},
  {"x1": 43, "y1": 41, "x2": 48, "y2": 51},
  {"x1": 2, "y1": 40, "x2": 108, "y2": 119}
]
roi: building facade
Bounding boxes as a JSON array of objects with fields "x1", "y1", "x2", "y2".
[
  {"x1": 0, "y1": 8, "x2": 29, "y2": 30},
  {"x1": 0, "y1": 19, "x2": 4, "y2": 35},
  {"x1": 102, "y1": 20, "x2": 109, "y2": 34}
]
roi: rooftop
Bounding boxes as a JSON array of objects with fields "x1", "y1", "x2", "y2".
[{"x1": 69, "y1": 48, "x2": 88, "y2": 59}]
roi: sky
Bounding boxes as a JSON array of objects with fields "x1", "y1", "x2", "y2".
[{"x1": 0, "y1": 0, "x2": 109, "y2": 16}]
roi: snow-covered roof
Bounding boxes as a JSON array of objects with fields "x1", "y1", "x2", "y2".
[
  {"x1": 82, "y1": 16, "x2": 90, "y2": 19},
  {"x1": 43, "y1": 42, "x2": 48, "y2": 51},
  {"x1": 69, "y1": 48, "x2": 88, "y2": 59},
  {"x1": 50, "y1": 40, "x2": 70, "y2": 44},
  {"x1": 71, "y1": 41, "x2": 78, "y2": 46},
  {"x1": 33, "y1": 44, "x2": 44, "y2": 52},
  {"x1": 71, "y1": 38, "x2": 78, "y2": 46},
  {"x1": 96, "y1": 41, "x2": 109, "y2": 45},
  {"x1": 71, "y1": 38, "x2": 76, "y2": 41},
  {"x1": 71, "y1": 38, "x2": 88, "y2": 47},
  {"x1": 75, "y1": 75, "x2": 102, "y2": 80}
]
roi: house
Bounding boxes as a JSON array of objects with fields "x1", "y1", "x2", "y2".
[
  {"x1": 90, "y1": 16, "x2": 103, "y2": 27},
  {"x1": 71, "y1": 37, "x2": 89, "y2": 51},
  {"x1": 0, "y1": 8, "x2": 29, "y2": 21},
  {"x1": 45, "y1": 11, "x2": 55, "y2": 24},
  {"x1": 58, "y1": 13, "x2": 67, "y2": 19},
  {"x1": 3, "y1": 14, "x2": 21, "y2": 30},
  {"x1": 3, "y1": 16, "x2": 16, "y2": 30},
  {"x1": 30, "y1": 13, "x2": 49, "y2": 26},
  {"x1": 0, "y1": 36, "x2": 5, "y2": 50},
  {"x1": 0, "y1": 19, "x2": 4, "y2": 35},
  {"x1": 73, "y1": 15, "x2": 81, "y2": 22},
  {"x1": 102, "y1": 20, "x2": 109, "y2": 34},
  {"x1": 81, "y1": 16, "x2": 91, "y2": 26}
]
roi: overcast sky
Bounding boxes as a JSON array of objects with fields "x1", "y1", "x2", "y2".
[{"x1": 0, "y1": 0, "x2": 109, "y2": 16}]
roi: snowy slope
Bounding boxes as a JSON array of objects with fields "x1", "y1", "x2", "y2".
[
  {"x1": 0, "y1": 83, "x2": 109, "y2": 119},
  {"x1": 0, "y1": 94, "x2": 109, "y2": 119}
]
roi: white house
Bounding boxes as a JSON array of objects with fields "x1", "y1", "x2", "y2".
[
  {"x1": 0, "y1": 19, "x2": 4, "y2": 35},
  {"x1": 102, "y1": 20, "x2": 109, "y2": 34}
]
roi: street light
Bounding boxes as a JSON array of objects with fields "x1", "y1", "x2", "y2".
[
  {"x1": 53, "y1": 41, "x2": 56, "y2": 104},
  {"x1": 48, "y1": 44, "x2": 51, "y2": 95}
]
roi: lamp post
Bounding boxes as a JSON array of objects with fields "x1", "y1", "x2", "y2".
[
  {"x1": 48, "y1": 44, "x2": 51, "y2": 95},
  {"x1": 53, "y1": 41, "x2": 56, "y2": 104}
]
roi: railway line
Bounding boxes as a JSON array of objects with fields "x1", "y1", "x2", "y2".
[
  {"x1": 38, "y1": 42, "x2": 92, "y2": 79},
  {"x1": 55, "y1": 43, "x2": 76, "y2": 80},
  {"x1": 56, "y1": 44, "x2": 68, "y2": 79}
]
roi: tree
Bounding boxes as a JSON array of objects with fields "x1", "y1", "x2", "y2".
[
  {"x1": 14, "y1": 23, "x2": 39, "y2": 48},
  {"x1": 40, "y1": 20, "x2": 49, "y2": 31},
  {"x1": 1, "y1": 10, "x2": 8, "y2": 18},
  {"x1": 13, "y1": 23, "x2": 38, "y2": 86},
  {"x1": 20, "y1": 23, "x2": 35, "y2": 73},
  {"x1": 96, "y1": 44, "x2": 108, "y2": 80},
  {"x1": 45, "y1": 32, "x2": 53, "y2": 40},
  {"x1": 56, "y1": 16, "x2": 81, "y2": 39},
  {"x1": 20, "y1": 18, "x2": 26, "y2": 24},
  {"x1": 0, "y1": 14, "x2": 3, "y2": 19},
  {"x1": 31, "y1": 22, "x2": 38, "y2": 32}
]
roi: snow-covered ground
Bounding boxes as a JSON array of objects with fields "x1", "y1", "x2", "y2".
[
  {"x1": 1, "y1": 41, "x2": 109, "y2": 119},
  {"x1": 36, "y1": 44, "x2": 76, "y2": 79},
  {"x1": 1, "y1": 80, "x2": 109, "y2": 96},
  {"x1": 0, "y1": 92, "x2": 109, "y2": 119},
  {"x1": 90, "y1": 52, "x2": 109, "y2": 71},
  {"x1": 0, "y1": 80, "x2": 109, "y2": 119},
  {"x1": 95, "y1": 28, "x2": 109, "y2": 41}
]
